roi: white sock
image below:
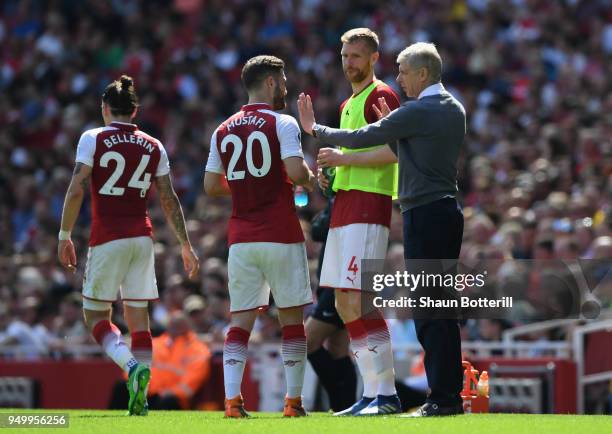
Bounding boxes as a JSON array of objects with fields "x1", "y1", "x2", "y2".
[
  {"x1": 347, "y1": 319, "x2": 378, "y2": 398},
  {"x1": 366, "y1": 318, "x2": 397, "y2": 396},
  {"x1": 281, "y1": 325, "x2": 307, "y2": 399},
  {"x1": 223, "y1": 327, "x2": 250, "y2": 399},
  {"x1": 357, "y1": 347, "x2": 379, "y2": 398},
  {"x1": 101, "y1": 328, "x2": 138, "y2": 373}
]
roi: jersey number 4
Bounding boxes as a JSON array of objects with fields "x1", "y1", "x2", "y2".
[
  {"x1": 98, "y1": 151, "x2": 152, "y2": 198},
  {"x1": 220, "y1": 131, "x2": 271, "y2": 180}
]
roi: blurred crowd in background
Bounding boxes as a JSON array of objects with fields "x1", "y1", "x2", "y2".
[{"x1": 0, "y1": 0, "x2": 611, "y2": 359}]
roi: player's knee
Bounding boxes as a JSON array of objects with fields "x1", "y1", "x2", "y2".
[
  {"x1": 229, "y1": 312, "x2": 257, "y2": 332},
  {"x1": 335, "y1": 296, "x2": 360, "y2": 323},
  {"x1": 123, "y1": 301, "x2": 150, "y2": 332},
  {"x1": 334, "y1": 298, "x2": 348, "y2": 320},
  {"x1": 82, "y1": 300, "x2": 112, "y2": 330},
  {"x1": 124, "y1": 300, "x2": 148, "y2": 308},
  {"x1": 305, "y1": 325, "x2": 325, "y2": 352},
  {"x1": 336, "y1": 306, "x2": 359, "y2": 323}
]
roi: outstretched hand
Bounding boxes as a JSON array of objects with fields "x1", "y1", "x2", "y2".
[
  {"x1": 372, "y1": 97, "x2": 392, "y2": 120},
  {"x1": 297, "y1": 93, "x2": 316, "y2": 135}
]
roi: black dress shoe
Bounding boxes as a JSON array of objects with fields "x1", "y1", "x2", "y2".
[{"x1": 402, "y1": 402, "x2": 464, "y2": 417}]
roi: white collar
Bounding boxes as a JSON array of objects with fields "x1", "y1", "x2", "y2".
[{"x1": 418, "y1": 82, "x2": 445, "y2": 99}]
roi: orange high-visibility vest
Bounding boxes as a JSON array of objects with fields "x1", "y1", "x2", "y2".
[{"x1": 148, "y1": 331, "x2": 211, "y2": 409}]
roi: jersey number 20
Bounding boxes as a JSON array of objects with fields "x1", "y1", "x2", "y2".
[
  {"x1": 220, "y1": 131, "x2": 271, "y2": 180},
  {"x1": 98, "y1": 151, "x2": 152, "y2": 198}
]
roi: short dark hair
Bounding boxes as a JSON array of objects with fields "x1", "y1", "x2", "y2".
[
  {"x1": 340, "y1": 28, "x2": 379, "y2": 53},
  {"x1": 241, "y1": 55, "x2": 285, "y2": 92},
  {"x1": 102, "y1": 75, "x2": 139, "y2": 116}
]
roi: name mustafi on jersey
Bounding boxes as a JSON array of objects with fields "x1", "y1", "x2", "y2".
[
  {"x1": 227, "y1": 115, "x2": 266, "y2": 130},
  {"x1": 103, "y1": 133, "x2": 155, "y2": 153}
]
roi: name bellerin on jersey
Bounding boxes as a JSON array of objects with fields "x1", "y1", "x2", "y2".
[{"x1": 103, "y1": 133, "x2": 156, "y2": 153}]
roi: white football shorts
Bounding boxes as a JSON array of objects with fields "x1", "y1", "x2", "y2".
[
  {"x1": 319, "y1": 223, "x2": 389, "y2": 291},
  {"x1": 228, "y1": 242, "x2": 312, "y2": 313},
  {"x1": 82, "y1": 236, "x2": 158, "y2": 302}
]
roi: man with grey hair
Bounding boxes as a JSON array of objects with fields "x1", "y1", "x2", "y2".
[
  {"x1": 298, "y1": 42, "x2": 466, "y2": 417},
  {"x1": 396, "y1": 42, "x2": 442, "y2": 82}
]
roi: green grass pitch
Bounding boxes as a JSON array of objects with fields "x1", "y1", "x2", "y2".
[{"x1": 1, "y1": 410, "x2": 610, "y2": 434}]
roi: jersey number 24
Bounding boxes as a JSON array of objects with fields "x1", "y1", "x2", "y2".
[{"x1": 98, "y1": 151, "x2": 152, "y2": 198}]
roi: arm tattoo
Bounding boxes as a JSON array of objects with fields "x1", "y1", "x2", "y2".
[
  {"x1": 156, "y1": 175, "x2": 189, "y2": 245},
  {"x1": 73, "y1": 163, "x2": 90, "y2": 190},
  {"x1": 72, "y1": 163, "x2": 83, "y2": 176},
  {"x1": 79, "y1": 175, "x2": 89, "y2": 190}
]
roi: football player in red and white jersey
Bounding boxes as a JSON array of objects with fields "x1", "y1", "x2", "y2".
[
  {"x1": 204, "y1": 55, "x2": 315, "y2": 418},
  {"x1": 57, "y1": 75, "x2": 199, "y2": 416},
  {"x1": 302, "y1": 29, "x2": 403, "y2": 416}
]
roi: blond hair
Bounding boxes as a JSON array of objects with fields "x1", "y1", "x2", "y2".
[{"x1": 340, "y1": 28, "x2": 379, "y2": 53}]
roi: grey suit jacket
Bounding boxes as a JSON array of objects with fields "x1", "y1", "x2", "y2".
[{"x1": 313, "y1": 90, "x2": 466, "y2": 211}]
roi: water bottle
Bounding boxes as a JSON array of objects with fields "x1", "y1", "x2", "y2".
[
  {"x1": 294, "y1": 186, "x2": 309, "y2": 207},
  {"x1": 322, "y1": 166, "x2": 336, "y2": 198},
  {"x1": 477, "y1": 371, "x2": 489, "y2": 397}
]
